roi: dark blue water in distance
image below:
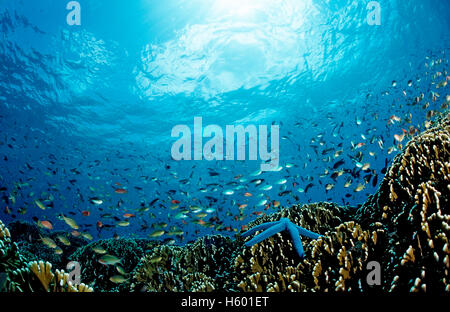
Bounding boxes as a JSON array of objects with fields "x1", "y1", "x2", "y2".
[{"x1": 0, "y1": 0, "x2": 449, "y2": 244}]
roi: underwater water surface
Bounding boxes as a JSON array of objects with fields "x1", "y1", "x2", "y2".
[{"x1": 0, "y1": 0, "x2": 449, "y2": 286}]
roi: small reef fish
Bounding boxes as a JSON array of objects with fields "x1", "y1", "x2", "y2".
[
  {"x1": 89, "y1": 197, "x2": 103, "y2": 205},
  {"x1": 38, "y1": 220, "x2": 53, "y2": 230},
  {"x1": 116, "y1": 266, "x2": 127, "y2": 275},
  {"x1": 149, "y1": 230, "x2": 165, "y2": 238},
  {"x1": 354, "y1": 184, "x2": 365, "y2": 192},
  {"x1": 81, "y1": 232, "x2": 93, "y2": 240},
  {"x1": 99, "y1": 254, "x2": 122, "y2": 265},
  {"x1": 56, "y1": 235, "x2": 71, "y2": 246},
  {"x1": 35, "y1": 200, "x2": 46, "y2": 210},
  {"x1": 92, "y1": 246, "x2": 107, "y2": 254},
  {"x1": 117, "y1": 221, "x2": 130, "y2": 227},
  {"x1": 62, "y1": 215, "x2": 79, "y2": 230},
  {"x1": 109, "y1": 275, "x2": 128, "y2": 284},
  {"x1": 40, "y1": 236, "x2": 57, "y2": 249}
]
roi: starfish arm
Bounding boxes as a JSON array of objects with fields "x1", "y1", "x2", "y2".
[
  {"x1": 295, "y1": 224, "x2": 321, "y2": 239},
  {"x1": 244, "y1": 222, "x2": 285, "y2": 247},
  {"x1": 241, "y1": 220, "x2": 280, "y2": 238},
  {"x1": 287, "y1": 223, "x2": 305, "y2": 258}
]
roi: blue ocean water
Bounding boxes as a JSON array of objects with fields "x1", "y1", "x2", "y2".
[{"x1": 0, "y1": 0, "x2": 449, "y2": 244}]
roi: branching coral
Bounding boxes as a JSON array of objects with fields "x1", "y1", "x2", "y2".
[
  {"x1": 232, "y1": 204, "x2": 379, "y2": 292},
  {"x1": 304, "y1": 221, "x2": 385, "y2": 292},
  {"x1": 355, "y1": 112, "x2": 450, "y2": 292},
  {"x1": 234, "y1": 113, "x2": 449, "y2": 293},
  {"x1": 29, "y1": 260, "x2": 53, "y2": 291},
  {"x1": 28, "y1": 260, "x2": 93, "y2": 292}
]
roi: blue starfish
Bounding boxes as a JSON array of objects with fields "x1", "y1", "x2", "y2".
[{"x1": 241, "y1": 218, "x2": 321, "y2": 258}]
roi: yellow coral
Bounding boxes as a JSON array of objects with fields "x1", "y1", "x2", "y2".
[
  {"x1": 0, "y1": 219, "x2": 10, "y2": 240},
  {"x1": 29, "y1": 261, "x2": 93, "y2": 292},
  {"x1": 29, "y1": 261, "x2": 54, "y2": 292}
]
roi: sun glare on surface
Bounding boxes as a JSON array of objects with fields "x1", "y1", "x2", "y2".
[{"x1": 212, "y1": 0, "x2": 267, "y2": 18}]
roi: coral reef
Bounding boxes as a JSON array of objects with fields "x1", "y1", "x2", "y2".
[
  {"x1": 69, "y1": 238, "x2": 148, "y2": 292},
  {"x1": 0, "y1": 219, "x2": 92, "y2": 292},
  {"x1": 132, "y1": 235, "x2": 236, "y2": 292},
  {"x1": 28, "y1": 260, "x2": 93, "y2": 292},
  {"x1": 355, "y1": 112, "x2": 450, "y2": 292},
  {"x1": 0, "y1": 218, "x2": 32, "y2": 292},
  {"x1": 233, "y1": 113, "x2": 449, "y2": 292},
  {"x1": 7, "y1": 220, "x2": 87, "y2": 268},
  {"x1": 232, "y1": 203, "x2": 382, "y2": 292},
  {"x1": 0, "y1": 113, "x2": 448, "y2": 293}
]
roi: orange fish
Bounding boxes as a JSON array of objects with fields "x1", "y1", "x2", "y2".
[
  {"x1": 96, "y1": 221, "x2": 103, "y2": 228},
  {"x1": 81, "y1": 210, "x2": 90, "y2": 217},
  {"x1": 114, "y1": 188, "x2": 128, "y2": 194},
  {"x1": 71, "y1": 230, "x2": 81, "y2": 237},
  {"x1": 5, "y1": 205, "x2": 10, "y2": 214},
  {"x1": 115, "y1": 182, "x2": 122, "y2": 186},
  {"x1": 123, "y1": 213, "x2": 135, "y2": 218},
  {"x1": 356, "y1": 142, "x2": 365, "y2": 148},
  {"x1": 273, "y1": 200, "x2": 281, "y2": 208},
  {"x1": 40, "y1": 220, "x2": 53, "y2": 230},
  {"x1": 244, "y1": 192, "x2": 252, "y2": 197},
  {"x1": 171, "y1": 199, "x2": 180, "y2": 204},
  {"x1": 238, "y1": 204, "x2": 248, "y2": 209}
]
